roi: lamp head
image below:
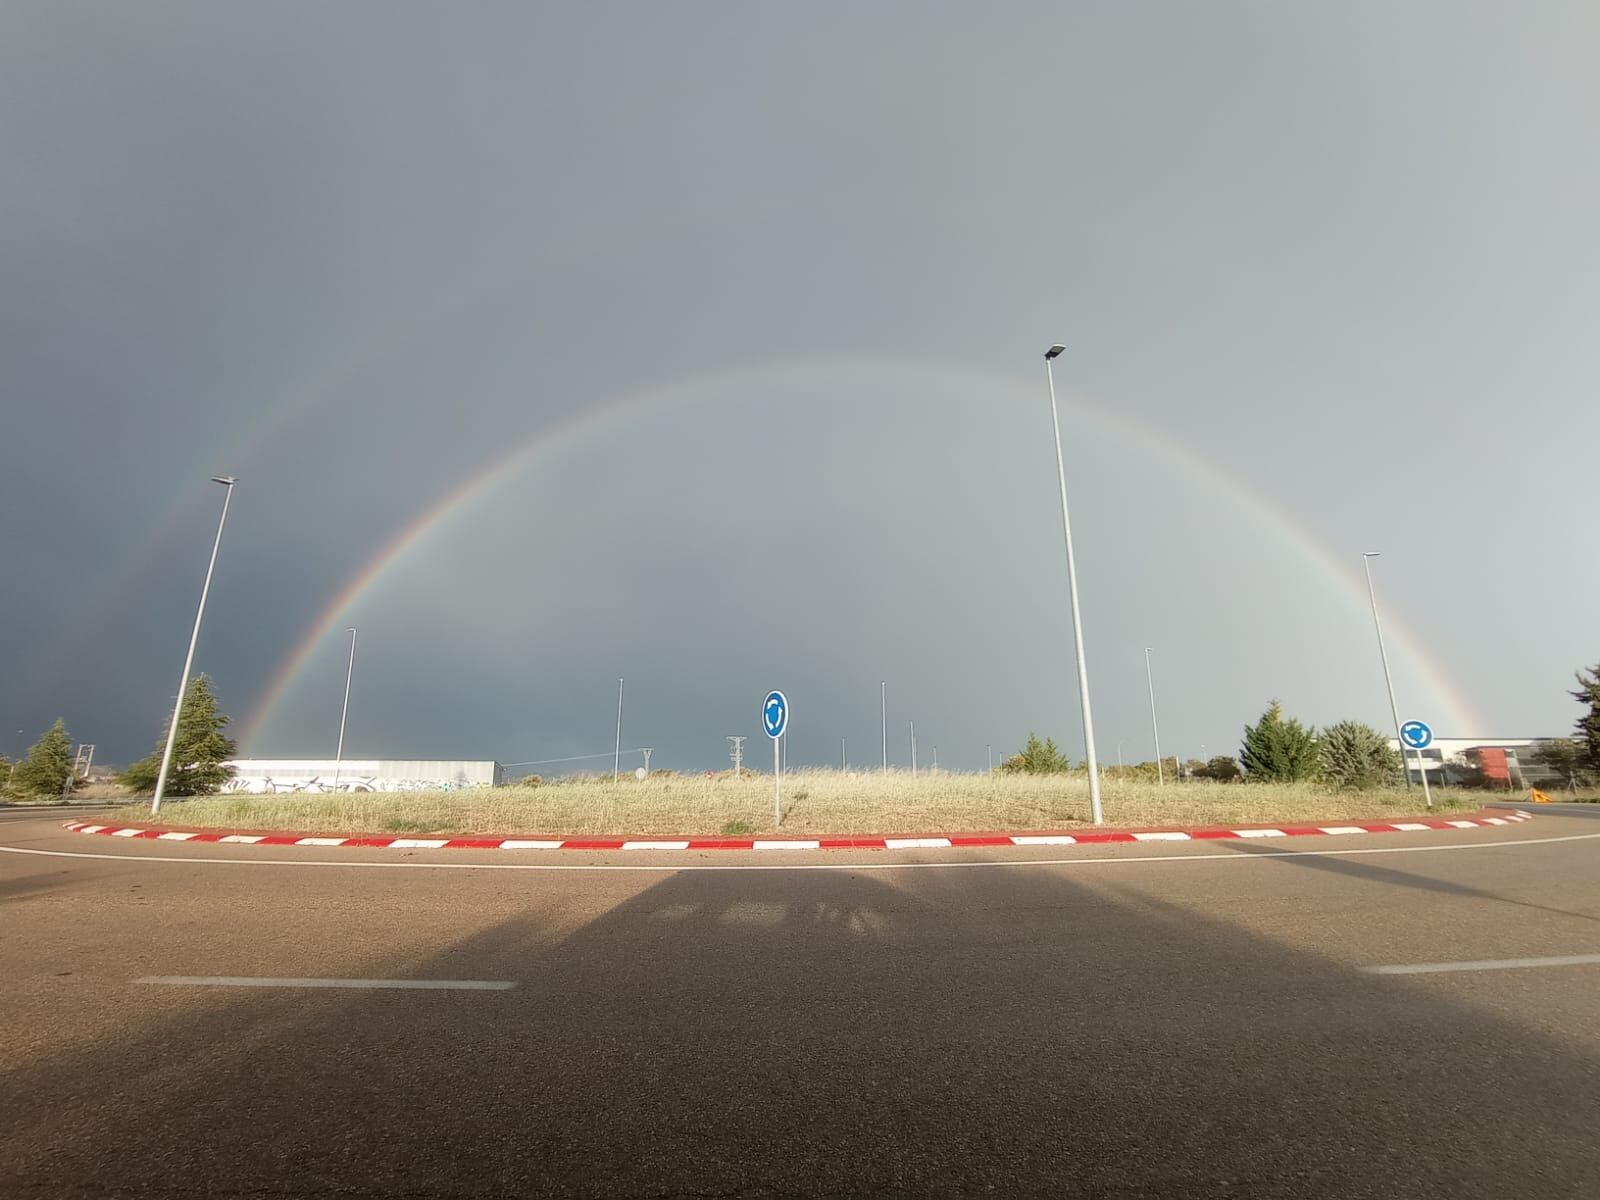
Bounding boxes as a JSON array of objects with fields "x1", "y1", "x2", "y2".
[
  {"x1": 1044, "y1": 344, "x2": 1066, "y2": 360},
  {"x1": 210, "y1": 475, "x2": 237, "y2": 486}
]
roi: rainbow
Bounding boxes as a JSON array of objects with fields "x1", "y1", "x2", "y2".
[{"x1": 237, "y1": 358, "x2": 1486, "y2": 750}]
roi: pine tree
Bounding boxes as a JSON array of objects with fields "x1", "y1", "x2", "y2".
[
  {"x1": 122, "y1": 675, "x2": 238, "y2": 796},
  {"x1": 1318, "y1": 720, "x2": 1402, "y2": 790},
  {"x1": 12, "y1": 719, "x2": 73, "y2": 797},
  {"x1": 1239, "y1": 701, "x2": 1320, "y2": 783},
  {"x1": 1001, "y1": 732, "x2": 1072, "y2": 774},
  {"x1": 1572, "y1": 663, "x2": 1600, "y2": 772}
]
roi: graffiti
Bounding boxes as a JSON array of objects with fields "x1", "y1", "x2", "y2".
[{"x1": 222, "y1": 775, "x2": 481, "y2": 795}]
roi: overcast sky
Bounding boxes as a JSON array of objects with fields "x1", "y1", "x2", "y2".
[{"x1": 3, "y1": 2, "x2": 1596, "y2": 773}]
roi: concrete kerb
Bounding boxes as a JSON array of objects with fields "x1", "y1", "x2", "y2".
[{"x1": 61, "y1": 810, "x2": 1534, "y2": 854}]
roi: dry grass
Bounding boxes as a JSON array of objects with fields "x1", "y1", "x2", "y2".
[{"x1": 117, "y1": 769, "x2": 1487, "y2": 837}]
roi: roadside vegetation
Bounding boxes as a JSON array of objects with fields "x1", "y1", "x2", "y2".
[{"x1": 119, "y1": 770, "x2": 1484, "y2": 838}]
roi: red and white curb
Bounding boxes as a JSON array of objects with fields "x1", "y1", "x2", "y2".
[{"x1": 61, "y1": 810, "x2": 1533, "y2": 853}]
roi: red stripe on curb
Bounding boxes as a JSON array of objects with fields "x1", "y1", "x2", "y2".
[{"x1": 57, "y1": 810, "x2": 1532, "y2": 853}]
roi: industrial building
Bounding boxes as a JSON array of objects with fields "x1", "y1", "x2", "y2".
[
  {"x1": 1386, "y1": 739, "x2": 1568, "y2": 789},
  {"x1": 222, "y1": 759, "x2": 505, "y2": 794}
]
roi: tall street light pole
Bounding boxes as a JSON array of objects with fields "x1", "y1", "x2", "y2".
[
  {"x1": 1044, "y1": 345, "x2": 1103, "y2": 825},
  {"x1": 1362, "y1": 552, "x2": 1418, "y2": 796},
  {"x1": 880, "y1": 681, "x2": 888, "y2": 773},
  {"x1": 331, "y1": 626, "x2": 357, "y2": 796},
  {"x1": 1145, "y1": 647, "x2": 1164, "y2": 786},
  {"x1": 151, "y1": 476, "x2": 236, "y2": 817},
  {"x1": 613, "y1": 677, "x2": 624, "y2": 783}
]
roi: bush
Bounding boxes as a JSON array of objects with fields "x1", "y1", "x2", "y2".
[
  {"x1": 1000, "y1": 732, "x2": 1071, "y2": 775},
  {"x1": 1196, "y1": 755, "x2": 1242, "y2": 782},
  {"x1": 1240, "y1": 701, "x2": 1319, "y2": 783},
  {"x1": 1318, "y1": 720, "x2": 1402, "y2": 790}
]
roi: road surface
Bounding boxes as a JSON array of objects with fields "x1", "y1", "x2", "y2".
[{"x1": 2, "y1": 806, "x2": 1597, "y2": 1197}]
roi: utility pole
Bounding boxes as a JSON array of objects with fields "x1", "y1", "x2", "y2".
[
  {"x1": 727, "y1": 736, "x2": 745, "y2": 777},
  {"x1": 841, "y1": 736, "x2": 846, "y2": 771},
  {"x1": 641, "y1": 748, "x2": 653, "y2": 775},
  {"x1": 931, "y1": 746, "x2": 938, "y2": 772},
  {"x1": 909, "y1": 720, "x2": 917, "y2": 778},
  {"x1": 987, "y1": 744, "x2": 992, "y2": 774}
]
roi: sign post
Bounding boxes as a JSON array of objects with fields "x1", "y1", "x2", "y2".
[
  {"x1": 1399, "y1": 720, "x2": 1434, "y2": 809},
  {"x1": 763, "y1": 690, "x2": 788, "y2": 827}
]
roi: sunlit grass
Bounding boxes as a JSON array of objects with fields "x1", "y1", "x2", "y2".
[{"x1": 117, "y1": 769, "x2": 1488, "y2": 837}]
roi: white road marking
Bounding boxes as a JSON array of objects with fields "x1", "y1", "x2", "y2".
[
  {"x1": 1391, "y1": 823, "x2": 1432, "y2": 832},
  {"x1": 389, "y1": 838, "x2": 449, "y2": 849},
  {"x1": 752, "y1": 840, "x2": 821, "y2": 851},
  {"x1": 1318, "y1": 826, "x2": 1366, "y2": 835},
  {"x1": 1233, "y1": 828, "x2": 1286, "y2": 838},
  {"x1": 885, "y1": 837, "x2": 952, "y2": 849},
  {"x1": 1011, "y1": 835, "x2": 1077, "y2": 845},
  {"x1": 220, "y1": 835, "x2": 265, "y2": 844},
  {"x1": 1133, "y1": 831, "x2": 1190, "y2": 842},
  {"x1": 1365, "y1": 954, "x2": 1600, "y2": 976},
  {"x1": 7, "y1": 827, "x2": 1593, "y2": 874},
  {"x1": 138, "y1": 976, "x2": 515, "y2": 990},
  {"x1": 1447, "y1": 820, "x2": 1480, "y2": 829},
  {"x1": 294, "y1": 837, "x2": 347, "y2": 847},
  {"x1": 157, "y1": 832, "x2": 199, "y2": 841},
  {"x1": 622, "y1": 840, "x2": 691, "y2": 851},
  {"x1": 111, "y1": 828, "x2": 143, "y2": 837},
  {"x1": 499, "y1": 840, "x2": 564, "y2": 850}
]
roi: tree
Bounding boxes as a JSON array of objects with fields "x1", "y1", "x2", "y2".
[
  {"x1": 1000, "y1": 732, "x2": 1071, "y2": 775},
  {"x1": 1318, "y1": 720, "x2": 1402, "y2": 790},
  {"x1": 122, "y1": 675, "x2": 237, "y2": 796},
  {"x1": 1196, "y1": 755, "x2": 1242, "y2": 782},
  {"x1": 1529, "y1": 739, "x2": 1593, "y2": 788},
  {"x1": 11, "y1": 719, "x2": 73, "y2": 798},
  {"x1": 1239, "y1": 701, "x2": 1319, "y2": 783},
  {"x1": 1572, "y1": 663, "x2": 1600, "y2": 772}
]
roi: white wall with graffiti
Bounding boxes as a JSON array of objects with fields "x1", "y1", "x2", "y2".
[{"x1": 222, "y1": 759, "x2": 505, "y2": 794}]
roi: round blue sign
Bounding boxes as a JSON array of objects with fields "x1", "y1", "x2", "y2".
[
  {"x1": 1399, "y1": 720, "x2": 1433, "y2": 750},
  {"x1": 762, "y1": 690, "x2": 788, "y2": 739}
]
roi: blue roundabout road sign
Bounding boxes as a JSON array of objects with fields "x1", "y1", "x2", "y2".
[
  {"x1": 763, "y1": 690, "x2": 789, "y2": 740},
  {"x1": 1399, "y1": 720, "x2": 1433, "y2": 750}
]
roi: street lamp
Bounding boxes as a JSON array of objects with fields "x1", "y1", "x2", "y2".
[
  {"x1": 331, "y1": 626, "x2": 357, "y2": 796},
  {"x1": 1044, "y1": 345, "x2": 1104, "y2": 824},
  {"x1": 151, "y1": 476, "x2": 236, "y2": 817},
  {"x1": 1145, "y1": 647, "x2": 1164, "y2": 786},
  {"x1": 613, "y1": 677, "x2": 624, "y2": 783},
  {"x1": 880, "y1": 681, "x2": 888, "y2": 774},
  {"x1": 1362, "y1": 553, "x2": 1424, "y2": 801}
]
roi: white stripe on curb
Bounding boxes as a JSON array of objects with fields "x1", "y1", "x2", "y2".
[
  {"x1": 622, "y1": 841, "x2": 691, "y2": 851},
  {"x1": 752, "y1": 840, "x2": 821, "y2": 851},
  {"x1": 219, "y1": 834, "x2": 265, "y2": 844},
  {"x1": 389, "y1": 839, "x2": 449, "y2": 849},
  {"x1": 885, "y1": 837, "x2": 953, "y2": 849},
  {"x1": 294, "y1": 837, "x2": 347, "y2": 847},
  {"x1": 1010, "y1": 835, "x2": 1077, "y2": 845},
  {"x1": 1233, "y1": 828, "x2": 1286, "y2": 838},
  {"x1": 1132, "y1": 831, "x2": 1190, "y2": 842},
  {"x1": 1318, "y1": 826, "x2": 1366, "y2": 835},
  {"x1": 499, "y1": 840, "x2": 565, "y2": 850},
  {"x1": 157, "y1": 832, "x2": 199, "y2": 841}
]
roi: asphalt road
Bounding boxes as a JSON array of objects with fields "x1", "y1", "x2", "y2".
[{"x1": 3, "y1": 808, "x2": 1598, "y2": 1197}]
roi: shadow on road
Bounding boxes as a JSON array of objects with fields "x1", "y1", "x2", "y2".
[{"x1": 3, "y1": 857, "x2": 1598, "y2": 1196}]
